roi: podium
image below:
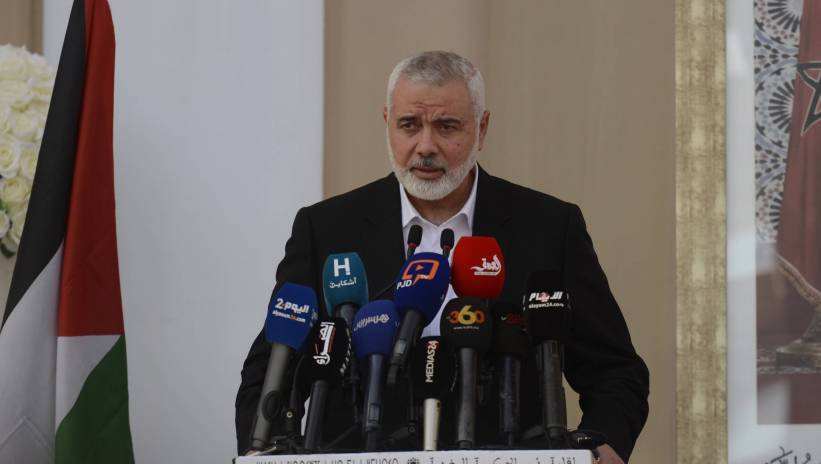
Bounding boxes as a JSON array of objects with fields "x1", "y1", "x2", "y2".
[{"x1": 235, "y1": 450, "x2": 594, "y2": 464}]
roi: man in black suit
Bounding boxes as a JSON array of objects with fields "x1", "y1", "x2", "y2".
[{"x1": 236, "y1": 51, "x2": 648, "y2": 463}]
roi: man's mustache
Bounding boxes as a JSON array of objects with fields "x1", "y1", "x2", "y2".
[{"x1": 409, "y1": 156, "x2": 446, "y2": 170}]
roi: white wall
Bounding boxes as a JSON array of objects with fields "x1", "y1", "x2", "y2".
[{"x1": 43, "y1": 1, "x2": 323, "y2": 462}]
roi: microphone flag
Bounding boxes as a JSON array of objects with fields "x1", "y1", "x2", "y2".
[
  {"x1": 451, "y1": 236, "x2": 505, "y2": 299},
  {"x1": 393, "y1": 252, "x2": 451, "y2": 322},
  {"x1": 322, "y1": 252, "x2": 369, "y2": 316},
  {"x1": 266, "y1": 283, "x2": 320, "y2": 350}
]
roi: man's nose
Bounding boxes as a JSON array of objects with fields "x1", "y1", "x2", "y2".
[{"x1": 415, "y1": 125, "x2": 438, "y2": 157}]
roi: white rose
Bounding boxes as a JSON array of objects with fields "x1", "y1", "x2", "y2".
[
  {"x1": 0, "y1": 81, "x2": 32, "y2": 109},
  {"x1": 19, "y1": 144, "x2": 38, "y2": 180},
  {"x1": 0, "y1": 103, "x2": 11, "y2": 132},
  {"x1": 0, "y1": 47, "x2": 29, "y2": 82},
  {"x1": 26, "y1": 53, "x2": 49, "y2": 78},
  {"x1": 0, "y1": 135, "x2": 21, "y2": 178},
  {"x1": 0, "y1": 177, "x2": 31, "y2": 206},
  {"x1": 0, "y1": 208, "x2": 10, "y2": 239},
  {"x1": 30, "y1": 76, "x2": 54, "y2": 103},
  {"x1": 10, "y1": 111, "x2": 39, "y2": 142},
  {"x1": 9, "y1": 208, "x2": 26, "y2": 245}
]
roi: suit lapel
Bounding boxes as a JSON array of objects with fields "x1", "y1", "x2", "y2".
[
  {"x1": 472, "y1": 166, "x2": 519, "y2": 299},
  {"x1": 361, "y1": 173, "x2": 406, "y2": 299},
  {"x1": 473, "y1": 165, "x2": 513, "y2": 237}
]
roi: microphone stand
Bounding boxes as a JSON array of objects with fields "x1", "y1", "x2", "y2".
[{"x1": 537, "y1": 340, "x2": 569, "y2": 448}]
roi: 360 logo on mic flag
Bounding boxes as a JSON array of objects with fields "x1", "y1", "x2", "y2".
[
  {"x1": 446, "y1": 304, "x2": 486, "y2": 327},
  {"x1": 397, "y1": 258, "x2": 441, "y2": 288}
]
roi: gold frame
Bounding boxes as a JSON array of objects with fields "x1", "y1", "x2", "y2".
[{"x1": 675, "y1": 0, "x2": 726, "y2": 462}]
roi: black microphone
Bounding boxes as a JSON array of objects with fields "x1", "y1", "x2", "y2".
[
  {"x1": 440, "y1": 297, "x2": 493, "y2": 449},
  {"x1": 523, "y1": 271, "x2": 571, "y2": 449},
  {"x1": 440, "y1": 228, "x2": 455, "y2": 259},
  {"x1": 492, "y1": 301, "x2": 529, "y2": 447},
  {"x1": 406, "y1": 224, "x2": 423, "y2": 259},
  {"x1": 302, "y1": 318, "x2": 352, "y2": 452},
  {"x1": 411, "y1": 336, "x2": 456, "y2": 450}
]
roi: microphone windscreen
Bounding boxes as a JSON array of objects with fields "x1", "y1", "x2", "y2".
[
  {"x1": 393, "y1": 252, "x2": 451, "y2": 323},
  {"x1": 411, "y1": 336, "x2": 456, "y2": 400},
  {"x1": 351, "y1": 300, "x2": 400, "y2": 359},
  {"x1": 322, "y1": 252, "x2": 369, "y2": 311},
  {"x1": 439, "y1": 297, "x2": 493, "y2": 353},
  {"x1": 451, "y1": 236, "x2": 505, "y2": 299},
  {"x1": 523, "y1": 270, "x2": 571, "y2": 343},
  {"x1": 408, "y1": 224, "x2": 423, "y2": 247},
  {"x1": 440, "y1": 228, "x2": 455, "y2": 250},
  {"x1": 491, "y1": 300, "x2": 529, "y2": 358},
  {"x1": 302, "y1": 317, "x2": 352, "y2": 386},
  {"x1": 266, "y1": 282, "x2": 319, "y2": 350}
]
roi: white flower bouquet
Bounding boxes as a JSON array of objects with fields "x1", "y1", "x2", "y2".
[{"x1": 0, "y1": 44, "x2": 54, "y2": 257}]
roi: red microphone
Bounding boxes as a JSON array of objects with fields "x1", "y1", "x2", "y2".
[{"x1": 451, "y1": 236, "x2": 505, "y2": 299}]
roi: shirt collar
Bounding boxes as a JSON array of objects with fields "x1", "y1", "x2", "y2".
[{"x1": 399, "y1": 162, "x2": 479, "y2": 230}]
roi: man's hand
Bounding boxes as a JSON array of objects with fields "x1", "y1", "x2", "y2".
[{"x1": 595, "y1": 444, "x2": 625, "y2": 464}]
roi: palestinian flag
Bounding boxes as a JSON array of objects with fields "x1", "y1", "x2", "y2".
[
  {"x1": 0, "y1": 0, "x2": 135, "y2": 463},
  {"x1": 777, "y1": 0, "x2": 821, "y2": 308}
]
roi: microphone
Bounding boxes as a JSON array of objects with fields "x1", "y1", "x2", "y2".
[
  {"x1": 406, "y1": 224, "x2": 423, "y2": 259},
  {"x1": 322, "y1": 252, "x2": 369, "y2": 418},
  {"x1": 492, "y1": 300, "x2": 529, "y2": 446},
  {"x1": 411, "y1": 336, "x2": 456, "y2": 451},
  {"x1": 351, "y1": 300, "x2": 401, "y2": 451},
  {"x1": 322, "y1": 252, "x2": 369, "y2": 326},
  {"x1": 440, "y1": 297, "x2": 493, "y2": 449},
  {"x1": 523, "y1": 271, "x2": 571, "y2": 448},
  {"x1": 248, "y1": 283, "x2": 318, "y2": 453},
  {"x1": 440, "y1": 229, "x2": 455, "y2": 259},
  {"x1": 451, "y1": 236, "x2": 505, "y2": 300},
  {"x1": 302, "y1": 318, "x2": 352, "y2": 452},
  {"x1": 386, "y1": 252, "x2": 451, "y2": 386},
  {"x1": 371, "y1": 224, "x2": 425, "y2": 300}
]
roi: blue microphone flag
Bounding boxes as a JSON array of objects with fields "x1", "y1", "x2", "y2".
[
  {"x1": 351, "y1": 300, "x2": 400, "y2": 359},
  {"x1": 393, "y1": 252, "x2": 451, "y2": 323},
  {"x1": 265, "y1": 282, "x2": 319, "y2": 350},
  {"x1": 322, "y1": 252, "x2": 369, "y2": 312}
]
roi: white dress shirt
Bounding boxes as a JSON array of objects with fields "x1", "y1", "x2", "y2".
[{"x1": 400, "y1": 164, "x2": 479, "y2": 337}]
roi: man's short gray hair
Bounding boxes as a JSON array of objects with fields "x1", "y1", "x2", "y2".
[{"x1": 386, "y1": 51, "x2": 485, "y2": 125}]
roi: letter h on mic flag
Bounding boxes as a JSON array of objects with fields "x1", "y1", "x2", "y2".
[
  {"x1": 777, "y1": 0, "x2": 821, "y2": 309},
  {"x1": 0, "y1": 1, "x2": 135, "y2": 463}
]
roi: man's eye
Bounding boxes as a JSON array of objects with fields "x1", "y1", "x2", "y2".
[
  {"x1": 439, "y1": 123, "x2": 458, "y2": 131},
  {"x1": 399, "y1": 121, "x2": 417, "y2": 129}
]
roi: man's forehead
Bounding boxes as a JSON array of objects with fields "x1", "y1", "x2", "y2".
[{"x1": 391, "y1": 77, "x2": 472, "y2": 114}]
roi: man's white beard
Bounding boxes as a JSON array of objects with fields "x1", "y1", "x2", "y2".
[{"x1": 388, "y1": 140, "x2": 479, "y2": 201}]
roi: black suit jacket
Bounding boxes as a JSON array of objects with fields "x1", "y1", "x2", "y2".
[{"x1": 236, "y1": 167, "x2": 649, "y2": 461}]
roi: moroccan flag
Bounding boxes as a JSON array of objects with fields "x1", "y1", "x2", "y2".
[
  {"x1": 0, "y1": 0, "x2": 135, "y2": 463},
  {"x1": 777, "y1": 0, "x2": 821, "y2": 307}
]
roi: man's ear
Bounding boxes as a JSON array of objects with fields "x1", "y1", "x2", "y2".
[
  {"x1": 383, "y1": 106, "x2": 388, "y2": 124},
  {"x1": 477, "y1": 111, "x2": 490, "y2": 150}
]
